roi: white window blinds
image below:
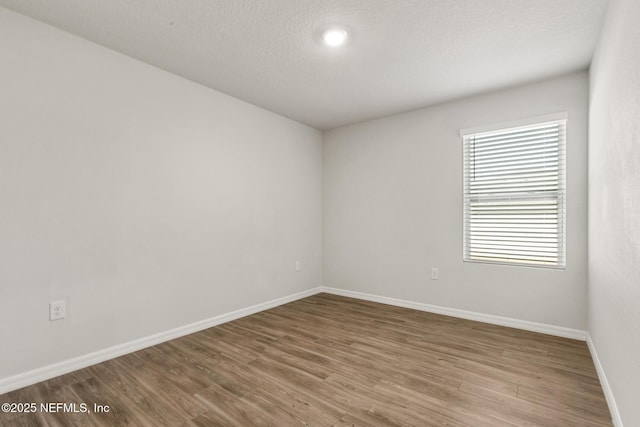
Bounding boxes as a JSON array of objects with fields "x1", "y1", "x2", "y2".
[{"x1": 462, "y1": 118, "x2": 566, "y2": 268}]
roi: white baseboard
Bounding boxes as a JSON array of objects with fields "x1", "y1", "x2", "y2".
[
  {"x1": 587, "y1": 334, "x2": 623, "y2": 427},
  {"x1": 0, "y1": 287, "x2": 323, "y2": 395},
  {"x1": 320, "y1": 287, "x2": 587, "y2": 341},
  {"x1": 1, "y1": 285, "x2": 591, "y2": 397}
]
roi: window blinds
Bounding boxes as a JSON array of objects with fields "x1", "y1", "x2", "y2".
[{"x1": 462, "y1": 119, "x2": 566, "y2": 267}]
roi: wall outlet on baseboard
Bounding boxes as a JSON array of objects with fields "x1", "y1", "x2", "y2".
[
  {"x1": 295, "y1": 261, "x2": 301, "y2": 272},
  {"x1": 430, "y1": 268, "x2": 439, "y2": 280},
  {"x1": 50, "y1": 300, "x2": 66, "y2": 321}
]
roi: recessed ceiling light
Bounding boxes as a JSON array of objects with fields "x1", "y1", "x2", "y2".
[{"x1": 322, "y1": 28, "x2": 348, "y2": 47}]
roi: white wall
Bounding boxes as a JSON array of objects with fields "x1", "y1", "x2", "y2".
[
  {"x1": 589, "y1": 0, "x2": 640, "y2": 424},
  {"x1": 324, "y1": 72, "x2": 589, "y2": 330},
  {"x1": 0, "y1": 8, "x2": 322, "y2": 380}
]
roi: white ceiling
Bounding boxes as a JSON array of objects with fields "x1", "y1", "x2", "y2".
[{"x1": 0, "y1": 0, "x2": 607, "y2": 130}]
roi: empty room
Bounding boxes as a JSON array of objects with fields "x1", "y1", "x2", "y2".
[{"x1": 0, "y1": 0, "x2": 638, "y2": 426}]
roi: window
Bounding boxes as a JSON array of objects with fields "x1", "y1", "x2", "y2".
[{"x1": 462, "y1": 116, "x2": 566, "y2": 268}]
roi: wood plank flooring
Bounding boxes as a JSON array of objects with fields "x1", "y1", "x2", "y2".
[{"x1": 0, "y1": 293, "x2": 613, "y2": 426}]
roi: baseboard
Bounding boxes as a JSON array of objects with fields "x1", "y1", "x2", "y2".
[
  {"x1": 587, "y1": 334, "x2": 624, "y2": 427},
  {"x1": 1, "y1": 285, "x2": 590, "y2": 396},
  {"x1": 0, "y1": 287, "x2": 323, "y2": 395},
  {"x1": 320, "y1": 287, "x2": 587, "y2": 341}
]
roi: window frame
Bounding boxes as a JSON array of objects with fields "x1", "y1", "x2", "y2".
[{"x1": 460, "y1": 113, "x2": 568, "y2": 269}]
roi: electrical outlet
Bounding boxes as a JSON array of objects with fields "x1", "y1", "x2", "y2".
[
  {"x1": 295, "y1": 261, "x2": 301, "y2": 272},
  {"x1": 49, "y1": 300, "x2": 66, "y2": 321},
  {"x1": 430, "y1": 268, "x2": 439, "y2": 280}
]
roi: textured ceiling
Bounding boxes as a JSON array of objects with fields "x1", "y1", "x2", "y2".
[{"x1": 0, "y1": 0, "x2": 607, "y2": 130}]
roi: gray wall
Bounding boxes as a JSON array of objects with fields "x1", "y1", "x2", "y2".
[
  {"x1": 589, "y1": 0, "x2": 640, "y2": 424},
  {"x1": 0, "y1": 8, "x2": 322, "y2": 379},
  {"x1": 324, "y1": 72, "x2": 589, "y2": 329}
]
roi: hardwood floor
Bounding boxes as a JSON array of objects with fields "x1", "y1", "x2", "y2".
[{"x1": 0, "y1": 293, "x2": 612, "y2": 426}]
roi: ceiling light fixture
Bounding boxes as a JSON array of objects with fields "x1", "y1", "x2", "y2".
[{"x1": 322, "y1": 28, "x2": 348, "y2": 47}]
